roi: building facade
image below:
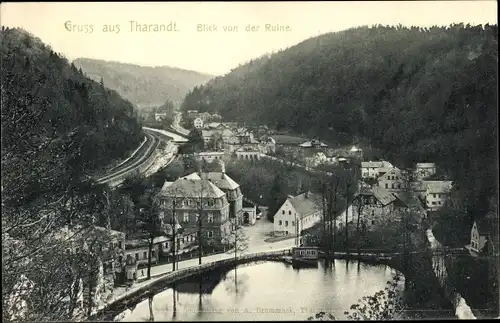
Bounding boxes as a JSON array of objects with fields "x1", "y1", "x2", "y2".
[
  {"x1": 158, "y1": 178, "x2": 232, "y2": 247},
  {"x1": 193, "y1": 117, "x2": 204, "y2": 129},
  {"x1": 273, "y1": 192, "x2": 322, "y2": 236},
  {"x1": 351, "y1": 186, "x2": 400, "y2": 229},
  {"x1": 425, "y1": 181, "x2": 453, "y2": 211},
  {"x1": 415, "y1": 163, "x2": 437, "y2": 180},
  {"x1": 199, "y1": 161, "x2": 243, "y2": 223},
  {"x1": 361, "y1": 161, "x2": 394, "y2": 179}
]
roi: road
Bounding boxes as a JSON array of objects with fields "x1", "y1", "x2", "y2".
[
  {"x1": 137, "y1": 218, "x2": 294, "y2": 279},
  {"x1": 171, "y1": 112, "x2": 190, "y2": 136},
  {"x1": 143, "y1": 126, "x2": 188, "y2": 143}
]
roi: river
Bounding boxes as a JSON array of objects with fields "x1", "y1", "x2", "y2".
[{"x1": 118, "y1": 259, "x2": 401, "y2": 321}]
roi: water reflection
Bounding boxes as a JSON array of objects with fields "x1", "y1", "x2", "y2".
[{"x1": 121, "y1": 260, "x2": 400, "y2": 321}]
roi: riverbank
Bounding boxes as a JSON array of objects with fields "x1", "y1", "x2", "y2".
[{"x1": 90, "y1": 250, "x2": 292, "y2": 321}]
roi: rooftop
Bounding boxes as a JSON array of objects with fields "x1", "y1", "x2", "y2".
[
  {"x1": 288, "y1": 192, "x2": 323, "y2": 219},
  {"x1": 361, "y1": 160, "x2": 394, "y2": 168},
  {"x1": 299, "y1": 140, "x2": 328, "y2": 148},
  {"x1": 424, "y1": 181, "x2": 453, "y2": 193},
  {"x1": 395, "y1": 192, "x2": 426, "y2": 215},
  {"x1": 271, "y1": 135, "x2": 308, "y2": 145},
  {"x1": 416, "y1": 163, "x2": 436, "y2": 168},
  {"x1": 159, "y1": 178, "x2": 226, "y2": 199},
  {"x1": 357, "y1": 186, "x2": 397, "y2": 206},
  {"x1": 200, "y1": 171, "x2": 240, "y2": 190},
  {"x1": 53, "y1": 225, "x2": 125, "y2": 244}
]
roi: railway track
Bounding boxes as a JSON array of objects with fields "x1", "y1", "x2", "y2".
[{"x1": 96, "y1": 130, "x2": 161, "y2": 185}]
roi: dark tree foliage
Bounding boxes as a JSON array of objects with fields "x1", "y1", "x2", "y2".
[
  {"x1": 181, "y1": 24, "x2": 498, "y2": 223},
  {"x1": 1, "y1": 28, "x2": 144, "y2": 321},
  {"x1": 1, "y1": 28, "x2": 143, "y2": 210}
]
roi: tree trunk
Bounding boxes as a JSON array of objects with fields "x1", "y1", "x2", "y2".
[
  {"x1": 322, "y1": 187, "x2": 327, "y2": 253},
  {"x1": 345, "y1": 184, "x2": 350, "y2": 254},
  {"x1": 172, "y1": 199, "x2": 177, "y2": 271},
  {"x1": 356, "y1": 204, "x2": 362, "y2": 255},
  {"x1": 332, "y1": 178, "x2": 338, "y2": 256},
  {"x1": 147, "y1": 235, "x2": 153, "y2": 280},
  {"x1": 198, "y1": 222, "x2": 202, "y2": 265}
]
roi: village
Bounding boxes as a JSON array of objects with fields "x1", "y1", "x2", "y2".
[{"x1": 53, "y1": 109, "x2": 497, "y2": 315}]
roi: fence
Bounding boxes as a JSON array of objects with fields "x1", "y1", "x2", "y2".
[{"x1": 93, "y1": 249, "x2": 292, "y2": 320}]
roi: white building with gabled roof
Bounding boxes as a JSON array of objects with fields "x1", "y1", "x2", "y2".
[
  {"x1": 361, "y1": 160, "x2": 394, "y2": 179},
  {"x1": 273, "y1": 192, "x2": 323, "y2": 236}
]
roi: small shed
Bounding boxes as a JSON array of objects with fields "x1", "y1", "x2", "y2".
[
  {"x1": 292, "y1": 246, "x2": 319, "y2": 260},
  {"x1": 242, "y1": 200, "x2": 257, "y2": 226}
]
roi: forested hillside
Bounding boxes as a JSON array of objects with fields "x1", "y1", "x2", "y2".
[
  {"x1": 73, "y1": 58, "x2": 213, "y2": 108},
  {"x1": 1, "y1": 27, "x2": 143, "y2": 320},
  {"x1": 181, "y1": 24, "x2": 498, "y2": 222}
]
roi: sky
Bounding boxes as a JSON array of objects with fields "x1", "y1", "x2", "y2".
[{"x1": 1, "y1": 1, "x2": 497, "y2": 76}]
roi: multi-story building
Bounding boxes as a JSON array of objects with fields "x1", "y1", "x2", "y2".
[
  {"x1": 199, "y1": 161, "x2": 243, "y2": 223},
  {"x1": 273, "y1": 192, "x2": 323, "y2": 236},
  {"x1": 424, "y1": 181, "x2": 453, "y2": 211},
  {"x1": 351, "y1": 186, "x2": 401, "y2": 229},
  {"x1": 197, "y1": 151, "x2": 227, "y2": 163},
  {"x1": 415, "y1": 163, "x2": 437, "y2": 180},
  {"x1": 193, "y1": 117, "x2": 204, "y2": 129},
  {"x1": 158, "y1": 177, "x2": 232, "y2": 247},
  {"x1": 360, "y1": 160, "x2": 394, "y2": 179},
  {"x1": 234, "y1": 145, "x2": 261, "y2": 160}
]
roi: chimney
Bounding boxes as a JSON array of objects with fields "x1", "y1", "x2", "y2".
[
  {"x1": 220, "y1": 160, "x2": 226, "y2": 177},
  {"x1": 197, "y1": 160, "x2": 202, "y2": 177}
]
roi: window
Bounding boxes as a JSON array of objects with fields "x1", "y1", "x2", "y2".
[
  {"x1": 208, "y1": 199, "x2": 215, "y2": 207},
  {"x1": 208, "y1": 213, "x2": 214, "y2": 223},
  {"x1": 279, "y1": 220, "x2": 282, "y2": 225},
  {"x1": 282, "y1": 210, "x2": 285, "y2": 215},
  {"x1": 292, "y1": 221, "x2": 295, "y2": 226},
  {"x1": 391, "y1": 183, "x2": 395, "y2": 189},
  {"x1": 289, "y1": 210, "x2": 292, "y2": 215},
  {"x1": 183, "y1": 213, "x2": 189, "y2": 222},
  {"x1": 371, "y1": 220, "x2": 375, "y2": 225},
  {"x1": 398, "y1": 184, "x2": 401, "y2": 189},
  {"x1": 385, "y1": 183, "x2": 388, "y2": 189},
  {"x1": 181, "y1": 238, "x2": 185, "y2": 244},
  {"x1": 207, "y1": 231, "x2": 213, "y2": 238},
  {"x1": 433, "y1": 194, "x2": 436, "y2": 198},
  {"x1": 285, "y1": 221, "x2": 288, "y2": 226},
  {"x1": 135, "y1": 253, "x2": 139, "y2": 260},
  {"x1": 152, "y1": 251, "x2": 156, "y2": 258},
  {"x1": 432, "y1": 202, "x2": 436, "y2": 205},
  {"x1": 143, "y1": 251, "x2": 147, "y2": 259}
]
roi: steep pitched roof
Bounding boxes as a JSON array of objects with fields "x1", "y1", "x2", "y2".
[
  {"x1": 378, "y1": 167, "x2": 402, "y2": 181},
  {"x1": 416, "y1": 163, "x2": 436, "y2": 168},
  {"x1": 207, "y1": 122, "x2": 222, "y2": 129},
  {"x1": 271, "y1": 135, "x2": 307, "y2": 145},
  {"x1": 288, "y1": 192, "x2": 323, "y2": 219},
  {"x1": 159, "y1": 178, "x2": 225, "y2": 199},
  {"x1": 361, "y1": 161, "x2": 384, "y2": 168},
  {"x1": 370, "y1": 186, "x2": 397, "y2": 206},
  {"x1": 201, "y1": 172, "x2": 240, "y2": 190},
  {"x1": 395, "y1": 192, "x2": 426, "y2": 215},
  {"x1": 425, "y1": 181, "x2": 453, "y2": 193},
  {"x1": 180, "y1": 172, "x2": 201, "y2": 180},
  {"x1": 299, "y1": 140, "x2": 328, "y2": 148}
]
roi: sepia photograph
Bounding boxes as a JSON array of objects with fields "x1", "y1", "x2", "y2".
[{"x1": 1, "y1": 1, "x2": 498, "y2": 321}]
